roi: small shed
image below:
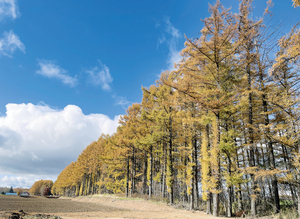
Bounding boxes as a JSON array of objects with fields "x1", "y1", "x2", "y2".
[{"x1": 6, "y1": 193, "x2": 18, "y2": 196}]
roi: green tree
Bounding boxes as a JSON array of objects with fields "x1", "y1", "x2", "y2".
[{"x1": 8, "y1": 186, "x2": 14, "y2": 193}]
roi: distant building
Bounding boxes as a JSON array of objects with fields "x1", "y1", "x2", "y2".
[{"x1": 6, "y1": 193, "x2": 18, "y2": 196}]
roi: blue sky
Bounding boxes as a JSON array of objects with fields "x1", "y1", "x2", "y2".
[{"x1": 0, "y1": 0, "x2": 299, "y2": 188}]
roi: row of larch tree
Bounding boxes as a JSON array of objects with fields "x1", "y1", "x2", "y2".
[{"x1": 52, "y1": 0, "x2": 300, "y2": 217}]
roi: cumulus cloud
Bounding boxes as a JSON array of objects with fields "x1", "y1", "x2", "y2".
[
  {"x1": 85, "y1": 60, "x2": 113, "y2": 91},
  {"x1": 0, "y1": 30, "x2": 25, "y2": 57},
  {"x1": 157, "y1": 17, "x2": 182, "y2": 71},
  {"x1": 36, "y1": 60, "x2": 77, "y2": 87},
  {"x1": 0, "y1": 174, "x2": 55, "y2": 188},
  {"x1": 0, "y1": 103, "x2": 120, "y2": 188},
  {"x1": 0, "y1": 0, "x2": 18, "y2": 20}
]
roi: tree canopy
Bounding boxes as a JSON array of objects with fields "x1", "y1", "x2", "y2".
[
  {"x1": 53, "y1": 0, "x2": 300, "y2": 217},
  {"x1": 29, "y1": 180, "x2": 53, "y2": 196}
]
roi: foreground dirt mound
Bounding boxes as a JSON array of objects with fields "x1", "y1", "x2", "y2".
[
  {"x1": 0, "y1": 211, "x2": 61, "y2": 219},
  {"x1": 0, "y1": 209, "x2": 26, "y2": 219},
  {"x1": 64, "y1": 195, "x2": 228, "y2": 219},
  {"x1": 72, "y1": 195, "x2": 174, "y2": 212}
]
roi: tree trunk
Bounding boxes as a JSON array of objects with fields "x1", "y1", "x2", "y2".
[
  {"x1": 227, "y1": 187, "x2": 232, "y2": 217},
  {"x1": 131, "y1": 145, "x2": 136, "y2": 196},
  {"x1": 160, "y1": 146, "x2": 164, "y2": 197},
  {"x1": 282, "y1": 145, "x2": 297, "y2": 207},
  {"x1": 298, "y1": 184, "x2": 300, "y2": 219},
  {"x1": 79, "y1": 178, "x2": 84, "y2": 196},
  {"x1": 227, "y1": 156, "x2": 232, "y2": 217},
  {"x1": 212, "y1": 114, "x2": 220, "y2": 217},
  {"x1": 85, "y1": 175, "x2": 89, "y2": 196},
  {"x1": 163, "y1": 141, "x2": 167, "y2": 198},
  {"x1": 142, "y1": 151, "x2": 147, "y2": 194},
  {"x1": 250, "y1": 174, "x2": 256, "y2": 216},
  {"x1": 189, "y1": 139, "x2": 195, "y2": 210},
  {"x1": 168, "y1": 114, "x2": 174, "y2": 205},
  {"x1": 189, "y1": 191, "x2": 194, "y2": 211},
  {"x1": 190, "y1": 156, "x2": 194, "y2": 210},
  {"x1": 213, "y1": 193, "x2": 218, "y2": 217},
  {"x1": 149, "y1": 145, "x2": 153, "y2": 198},
  {"x1": 259, "y1": 60, "x2": 281, "y2": 213},
  {"x1": 235, "y1": 139, "x2": 243, "y2": 211},
  {"x1": 298, "y1": 147, "x2": 300, "y2": 219},
  {"x1": 291, "y1": 184, "x2": 297, "y2": 208},
  {"x1": 126, "y1": 156, "x2": 130, "y2": 197},
  {"x1": 207, "y1": 192, "x2": 212, "y2": 214},
  {"x1": 238, "y1": 185, "x2": 243, "y2": 211},
  {"x1": 75, "y1": 184, "x2": 79, "y2": 196},
  {"x1": 248, "y1": 55, "x2": 257, "y2": 217},
  {"x1": 193, "y1": 138, "x2": 199, "y2": 208}
]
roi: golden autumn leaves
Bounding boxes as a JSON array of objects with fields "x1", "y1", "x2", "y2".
[{"x1": 52, "y1": 0, "x2": 300, "y2": 218}]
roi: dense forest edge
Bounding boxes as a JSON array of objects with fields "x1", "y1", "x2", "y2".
[{"x1": 52, "y1": 0, "x2": 300, "y2": 218}]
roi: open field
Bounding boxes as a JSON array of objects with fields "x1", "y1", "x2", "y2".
[
  {"x1": 0, "y1": 195, "x2": 229, "y2": 219},
  {"x1": 0, "y1": 195, "x2": 120, "y2": 213}
]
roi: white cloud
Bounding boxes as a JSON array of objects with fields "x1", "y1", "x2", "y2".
[
  {"x1": 157, "y1": 17, "x2": 182, "y2": 71},
  {"x1": 36, "y1": 60, "x2": 77, "y2": 87},
  {"x1": 0, "y1": 174, "x2": 55, "y2": 189},
  {"x1": 157, "y1": 34, "x2": 166, "y2": 47},
  {"x1": 85, "y1": 60, "x2": 113, "y2": 91},
  {"x1": 0, "y1": 30, "x2": 25, "y2": 57},
  {"x1": 165, "y1": 17, "x2": 180, "y2": 38},
  {"x1": 0, "y1": 103, "x2": 120, "y2": 188},
  {"x1": 167, "y1": 46, "x2": 182, "y2": 71},
  {"x1": 112, "y1": 94, "x2": 131, "y2": 110},
  {"x1": 0, "y1": 0, "x2": 18, "y2": 20}
]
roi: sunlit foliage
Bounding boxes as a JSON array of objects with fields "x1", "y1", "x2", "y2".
[{"x1": 52, "y1": 1, "x2": 300, "y2": 218}]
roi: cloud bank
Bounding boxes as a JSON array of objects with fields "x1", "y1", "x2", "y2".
[
  {"x1": 85, "y1": 60, "x2": 113, "y2": 91},
  {"x1": 0, "y1": 0, "x2": 18, "y2": 20},
  {"x1": 0, "y1": 174, "x2": 51, "y2": 189},
  {"x1": 0, "y1": 30, "x2": 25, "y2": 57},
  {"x1": 0, "y1": 103, "x2": 120, "y2": 188},
  {"x1": 36, "y1": 60, "x2": 78, "y2": 87}
]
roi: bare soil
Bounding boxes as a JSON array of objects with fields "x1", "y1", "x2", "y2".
[
  {"x1": 0, "y1": 195, "x2": 229, "y2": 219},
  {"x1": 0, "y1": 195, "x2": 119, "y2": 213}
]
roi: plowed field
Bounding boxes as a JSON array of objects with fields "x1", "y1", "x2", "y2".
[{"x1": 0, "y1": 195, "x2": 228, "y2": 219}]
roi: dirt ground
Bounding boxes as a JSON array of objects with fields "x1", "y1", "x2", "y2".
[{"x1": 0, "y1": 195, "x2": 229, "y2": 219}]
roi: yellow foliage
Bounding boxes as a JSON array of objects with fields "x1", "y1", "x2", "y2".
[
  {"x1": 293, "y1": 0, "x2": 300, "y2": 7},
  {"x1": 200, "y1": 126, "x2": 211, "y2": 201},
  {"x1": 29, "y1": 179, "x2": 53, "y2": 195}
]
